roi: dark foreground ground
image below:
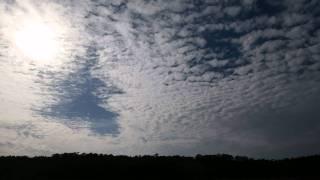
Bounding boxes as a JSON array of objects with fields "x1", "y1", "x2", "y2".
[{"x1": 0, "y1": 153, "x2": 319, "y2": 180}]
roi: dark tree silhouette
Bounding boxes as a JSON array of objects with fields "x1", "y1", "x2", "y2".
[{"x1": 0, "y1": 153, "x2": 319, "y2": 180}]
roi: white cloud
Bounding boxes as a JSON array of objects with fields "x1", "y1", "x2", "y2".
[{"x1": 0, "y1": 0, "x2": 319, "y2": 158}]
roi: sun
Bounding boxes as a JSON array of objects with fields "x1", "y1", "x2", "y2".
[{"x1": 14, "y1": 21, "x2": 60, "y2": 61}]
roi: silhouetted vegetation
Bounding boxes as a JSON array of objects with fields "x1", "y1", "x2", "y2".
[{"x1": 0, "y1": 153, "x2": 319, "y2": 179}]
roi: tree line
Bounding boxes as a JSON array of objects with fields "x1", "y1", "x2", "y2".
[{"x1": 0, "y1": 153, "x2": 319, "y2": 179}]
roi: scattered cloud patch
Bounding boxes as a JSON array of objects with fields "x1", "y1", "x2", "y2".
[{"x1": 0, "y1": 0, "x2": 319, "y2": 157}]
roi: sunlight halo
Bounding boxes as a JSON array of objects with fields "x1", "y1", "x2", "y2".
[{"x1": 14, "y1": 21, "x2": 60, "y2": 61}]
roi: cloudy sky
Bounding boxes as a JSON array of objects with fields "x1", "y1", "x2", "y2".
[{"x1": 0, "y1": 0, "x2": 319, "y2": 158}]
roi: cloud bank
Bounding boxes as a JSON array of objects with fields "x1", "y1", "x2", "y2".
[{"x1": 0, "y1": 0, "x2": 319, "y2": 158}]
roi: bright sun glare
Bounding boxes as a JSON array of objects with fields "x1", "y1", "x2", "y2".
[{"x1": 14, "y1": 22, "x2": 59, "y2": 61}]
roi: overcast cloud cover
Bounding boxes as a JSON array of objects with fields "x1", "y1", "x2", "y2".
[{"x1": 0, "y1": 0, "x2": 320, "y2": 158}]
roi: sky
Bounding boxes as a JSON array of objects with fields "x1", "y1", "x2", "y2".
[{"x1": 0, "y1": 0, "x2": 319, "y2": 158}]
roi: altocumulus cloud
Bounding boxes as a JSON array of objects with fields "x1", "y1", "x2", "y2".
[{"x1": 0, "y1": 0, "x2": 319, "y2": 158}]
